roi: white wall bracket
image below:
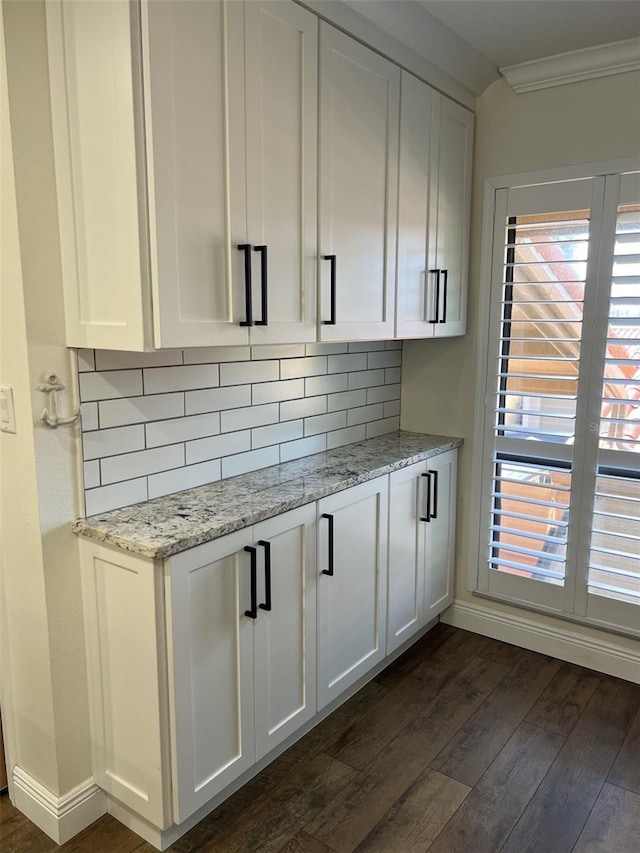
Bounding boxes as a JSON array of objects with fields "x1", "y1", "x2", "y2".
[{"x1": 38, "y1": 373, "x2": 80, "y2": 428}]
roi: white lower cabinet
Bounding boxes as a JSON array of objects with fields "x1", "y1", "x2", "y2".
[
  {"x1": 387, "y1": 449, "x2": 457, "y2": 653},
  {"x1": 316, "y1": 477, "x2": 388, "y2": 708},
  {"x1": 166, "y1": 504, "x2": 316, "y2": 823},
  {"x1": 78, "y1": 453, "x2": 456, "y2": 846}
]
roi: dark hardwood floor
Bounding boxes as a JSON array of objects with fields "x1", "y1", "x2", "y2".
[{"x1": 2, "y1": 625, "x2": 639, "y2": 852}]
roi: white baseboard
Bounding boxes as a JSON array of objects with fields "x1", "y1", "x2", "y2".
[
  {"x1": 442, "y1": 599, "x2": 640, "y2": 684},
  {"x1": 12, "y1": 766, "x2": 107, "y2": 845}
]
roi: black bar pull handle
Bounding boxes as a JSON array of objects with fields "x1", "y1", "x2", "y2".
[
  {"x1": 428, "y1": 269, "x2": 440, "y2": 324},
  {"x1": 258, "y1": 539, "x2": 272, "y2": 611},
  {"x1": 420, "y1": 472, "x2": 432, "y2": 522},
  {"x1": 238, "y1": 244, "x2": 253, "y2": 327},
  {"x1": 254, "y1": 245, "x2": 268, "y2": 326},
  {"x1": 428, "y1": 469, "x2": 439, "y2": 519},
  {"x1": 440, "y1": 269, "x2": 448, "y2": 324},
  {"x1": 322, "y1": 255, "x2": 337, "y2": 325},
  {"x1": 244, "y1": 545, "x2": 258, "y2": 618},
  {"x1": 321, "y1": 513, "x2": 334, "y2": 575}
]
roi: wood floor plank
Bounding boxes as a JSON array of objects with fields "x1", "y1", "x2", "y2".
[
  {"x1": 426, "y1": 721, "x2": 565, "y2": 853},
  {"x1": 66, "y1": 815, "x2": 154, "y2": 853},
  {"x1": 608, "y1": 706, "x2": 640, "y2": 795},
  {"x1": 277, "y1": 831, "x2": 337, "y2": 853},
  {"x1": 353, "y1": 768, "x2": 470, "y2": 852},
  {"x1": 372, "y1": 623, "x2": 457, "y2": 691},
  {"x1": 573, "y1": 783, "x2": 640, "y2": 853},
  {"x1": 525, "y1": 662, "x2": 601, "y2": 737},
  {"x1": 429, "y1": 650, "x2": 561, "y2": 787},
  {"x1": 477, "y1": 638, "x2": 526, "y2": 668},
  {"x1": 304, "y1": 655, "x2": 510, "y2": 853},
  {"x1": 501, "y1": 676, "x2": 640, "y2": 853},
  {"x1": 198, "y1": 752, "x2": 356, "y2": 853}
]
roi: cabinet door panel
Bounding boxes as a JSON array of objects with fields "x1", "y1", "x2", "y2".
[
  {"x1": 317, "y1": 478, "x2": 388, "y2": 708},
  {"x1": 424, "y1": 450, "x2": 457, "y2": 619},
  {"x1": 319, "y1": 25, "x2": 398, "y2": 341},
  {"x1": 396, "y1": 74, "x2": 440, "y2": 339},
  {"x1": 388, "y1": 462, "x2": 427, "y2": 652},
  {"x1": 434, "y1": 99, "x2": 473, "y2": 338},
  {"x1": 244, "y1": 1, "x2": 318, "y2": 344},
  {"x1": 167, "y1": 530, "x2": 255, "y2": 823},
  {"x1": 144, "y1": 0, "x2": 247, "y2": 348},
  {"x1": 253, "y1": 505, "x2": 316, "y2": 758}
]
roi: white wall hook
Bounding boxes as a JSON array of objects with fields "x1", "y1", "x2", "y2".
[{"x1": 38, "y1": 372, "x2": 81, "y2": 428}]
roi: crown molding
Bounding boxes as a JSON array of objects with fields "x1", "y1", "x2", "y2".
[{"x1": 501, "y1": 37, "x2": 640, "y2": 93}]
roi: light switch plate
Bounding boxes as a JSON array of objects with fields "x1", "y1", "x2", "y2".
[{"x1": 0, "y1": 386, "x2": 17, "y2": 433}]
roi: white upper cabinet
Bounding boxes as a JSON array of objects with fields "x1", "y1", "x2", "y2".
[
  {"x1": 47, "y1": 0, "x2": 317, "y2": 350},
  {"x1": 396, "y1": 72, "x2": 473, "y2": 339},
  {"x1": 318, "y1": 24, "x2": 400, "y2": 341}
]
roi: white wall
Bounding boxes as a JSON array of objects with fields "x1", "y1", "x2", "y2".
[
  {"x1": 402, "y1": 72, "x2": 640, "y2": 657},
  {"x1": 1, "y1": 0, "x2": 91, "y2": 796}
]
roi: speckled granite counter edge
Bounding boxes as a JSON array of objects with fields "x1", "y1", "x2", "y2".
[{"x1": 73, "y1": 431, "x2": 463, "y2": 559}]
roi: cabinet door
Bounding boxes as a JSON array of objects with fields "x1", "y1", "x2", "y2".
[
  {"x1": 166, "y1": 529, "x2": 255, "y2": 823},
  {"x1": 143, "y1": 0, "x2": 248, "y2": 348},
  {"x1": 317, "y1": 478, "x2": 388, "y2": 709},
  {"x1": 395, "y1": 73, "x2": 440, "y2": 339},
  {"x1": 240, "y1": 1, "x2": 318, "y2": 345},
  {"x1": 387, "y1": 462, "x2": 428, "y2": 653},
  {"x1": 318, "y1": 24, "x2": 399, "y2": 341},
  {"x1": 423, "y1": 450, "x2": 457, "y2": 619},
  {"x1": 433, "y1": 100, "x2": 473, "y2": 338},
  {"x1": 253, "y1": 505, "x2": 317, "y2": 758}
]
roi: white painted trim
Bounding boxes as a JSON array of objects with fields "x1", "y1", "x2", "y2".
[
  {"x1": 500, "y1": 37, "x2": 640, "y2": 93},
  {"x1": 442, "y1": 600, "x2": 640, "y2": 684},
  {"x1": 11, "y1": 767, "x2": 107, "y2": 844}
]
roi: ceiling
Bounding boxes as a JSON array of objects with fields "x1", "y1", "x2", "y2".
[{"x1": 418, "y1": 0, "x2": 640, "y2": 69}]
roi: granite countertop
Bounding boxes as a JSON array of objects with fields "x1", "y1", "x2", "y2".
[{"x1": 74, "y1": 431, "x2": 462, "y2": 558}]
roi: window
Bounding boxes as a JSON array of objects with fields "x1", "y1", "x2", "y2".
[{"x1": 474, "y1": 167, "x2": 639, "y2": 637}]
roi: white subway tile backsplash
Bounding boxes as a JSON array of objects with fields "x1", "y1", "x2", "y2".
[
  {"x1": 94, "y1": 349, "x2": 182, "y2": 371},
  {"x1": 220, "y1": 360, "x2": 279, "y2": 386},
  {"x1": 79, "y1": 369, "x2": 142, "y2": 402},
  {"x1": 221, "y1": 403, "x2": 279, "y2": 433},
  {"x1": 348, "y1": 369, "x2": 386, "y2": 390},
  {"x1": 280, "y1": 356, "x2": 327, "y2": 379},
  {"x1": 99, "y1": 393, "x2": 184, "y2": 427},
  {"x1": 251, "y1": 344, "x2": 306, "y2": 360},
  {"x1": 252, "y1": 379, "x2": 304, "y2": 406},
  {"x1": 77, "y1": 349, "x2": 95, "y2": 371},
  {"x1": 85, "y1": 478, "x2": 148, "y2": 516},
  {"x1": 305, "y1": 374, "x2": 348, "y2": 397},
  {"x1": 80, "y1": 402, "x2": 98, "y2": 431},
  {"x1": 83, "y1": 460, "x2": 100, "y2": 489},
  {"x1": 80, "y1": 341, "x2": 402, "y2": 514},
  {"x1": 327, "y1": 389, "x2": 367, "y2": 412},
  {"x1": 101, "y1": 445, "x2": 185, "y2": 486},
  {"x1": 304, "y1": 411, "x2": 347, "y2": 436},
  {"x1": 280, "y1": 434, "x2": 327, "y2": 462},
  {"x1": 280, "y1": 395, "x2": 326, "y2": 422},
  {"x1": 148, "y1": 460, "x2": 222, "y2": 500},
  {"x1": 144, "y1": 364, "x2": 219, "y2": 395},
  {"x1": 347, "y1": 404, "x2": 384, "y2": 427},
  {"x1": 186, "y1": 385, "x2": 251, "y2": 415},
  {"x1": 366, "y1": 416, "x2": 400, "y2": 438},
  {"x1": 367, "y1": 383, "x2": 401, "y2": 404},
  {"x1": 368, "y1": 350, "x2": 402, "y2": 369},
  {"x1": 326, "y1": 424, "x2": 366, "y2": 450},
  {"x1": 221, "y1": 446, "x2": 280, "y2": 479},
  {"x1": 184, "y1": 346, "x2": 250, "y2": 364},
  {"x1": 327, "y1": 353, "x2": 367, "y2": 373},
  {"x1": 305, "y1": 342, "x2": 348, "y2": 356},
  {"x1": 146, "y1": 412, "x2": 221, "y2": 448},
  {"x1": 83, "y1": 425, "x2": 145, "y2": 460},
  {"x1": 186, "y1": 430, "x2": 250, "y2": 465},
  {"x1": 252, "y1": 420, "x2": 303, "y2": 449}
]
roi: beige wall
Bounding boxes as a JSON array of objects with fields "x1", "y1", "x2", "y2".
[
  {"x1": 402, "y1": 72, "x2": 640, "y2": 650},
  {"x1": 1, "y1": 0, "x2": 91, "y2": 795}
]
